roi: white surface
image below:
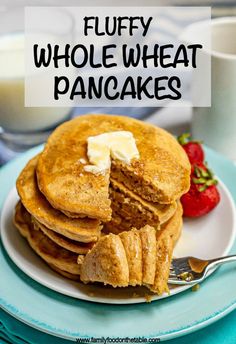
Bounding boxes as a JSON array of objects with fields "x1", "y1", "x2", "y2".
[{"x1": 1, "y1": 180, "x2": 235, "y2": 304}]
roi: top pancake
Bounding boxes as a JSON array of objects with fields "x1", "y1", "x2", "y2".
[
  {"x1": 37, "y1": 115, "x2": 190, "y2": 221},
  {"x1": 16, "y1": 156, "x2": 101, "y2": 243}
]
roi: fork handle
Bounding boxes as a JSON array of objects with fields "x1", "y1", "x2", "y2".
[{"x1": 208, "y1": 254, "x2": 236, "y2": 270}]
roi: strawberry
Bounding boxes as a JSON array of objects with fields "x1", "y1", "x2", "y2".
[
  {"x1": 181, "y1": 163, "x2": 220, "y2": 217},
  {"x1": 178, "y1": 133, "x2": 204, "y2": 165}
]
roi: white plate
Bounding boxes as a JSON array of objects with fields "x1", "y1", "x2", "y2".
[{"x1": 1, "y1": 180, "x2": 236, "y2": 304}]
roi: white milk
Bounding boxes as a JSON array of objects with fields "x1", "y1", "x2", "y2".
[{"x1": 0, "y1": 32, "x2": 71, "y2": 132}]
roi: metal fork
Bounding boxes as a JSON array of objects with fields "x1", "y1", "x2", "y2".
[{"x1": 168, "y1": 255, "x2": 236, "y2": 285}]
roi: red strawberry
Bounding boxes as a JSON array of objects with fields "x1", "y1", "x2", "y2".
[
  {"x1": 181, "y1": 163, "x2": 220, "y2": 217},
  {"x1": 178, "y1": 133, "x2": 204, "y2": 165}
]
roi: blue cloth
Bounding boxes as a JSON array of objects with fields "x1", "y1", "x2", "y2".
[{"x1": 0, "y1": 307, "x2": 236, "y2": 344}]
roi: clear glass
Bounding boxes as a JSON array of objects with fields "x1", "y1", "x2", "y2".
[{"x1": 0, "y1": 7, "x2": 74, "y2": 154}]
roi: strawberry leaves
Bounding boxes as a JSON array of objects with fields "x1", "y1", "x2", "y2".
[
  {"x1": 192, "y1": 164, "x2": 218, "y2": 192},
  {"x1": 177, "y1": 133, "x2": 191, "y2": 145}
]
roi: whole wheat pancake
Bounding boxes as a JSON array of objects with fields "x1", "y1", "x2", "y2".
[
  {"x1": 149, "y1": 202, "x2": 183, "y2": 295},
  {"x1": 16, "y1": 156, "x2": 101, "y2": 243},
  {"x1": 110, "y1": 179, "x2": 177, "y2": 223},
  {"x1": 103, "y1": 209, "x2": 161, "y2": 234},
  {"x1": 32, "y1": 217, "x2": 94, "y2": 254},
  {"x1": 80, "y1": 233, "x2": 129, "y2": 287},
  {"x1": 79, "y1": 203, "x2": 183, "y2": 294},
  {"x1": 119, "y1": 230, "x2": 142, "y2": 286},
  {"x1": 14, "y1": 202, "x2": 82, "y2": 276},
  {"x1": 139, "y1": 225, "x2": 157, "y2": 286},
  {"x1": 37, "y1": 115, "x2": 190, "y2": 220},
  {"x1": 48, "y1": 263, "x2": 81, "y2": 281},
  {"x1": 105, "y1": 179, "x2": 177, "y2": 232}
]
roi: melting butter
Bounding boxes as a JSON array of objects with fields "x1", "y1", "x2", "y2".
[{"x1": 84, "y1": 131, "x2": 140, "y2": 174}]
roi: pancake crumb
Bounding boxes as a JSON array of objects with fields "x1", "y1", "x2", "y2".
[
  {"x1": 145, "y1": 294, "x2": 152, "y2": 303},
  {"x1": 192, "y1": 284, "x2": 200, "y2": 292}
]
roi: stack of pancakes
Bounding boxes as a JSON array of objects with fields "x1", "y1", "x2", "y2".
[
  {"x1": 16, "y1": 156, "x2": 102, "y2": 280},
  {"x1": 15, "y1": 114, "x2": 191, "y2": 295}
]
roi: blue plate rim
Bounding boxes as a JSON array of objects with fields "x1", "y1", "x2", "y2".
[{"x1": 0, "y1": 292, "x2": 235, "y2": 341}]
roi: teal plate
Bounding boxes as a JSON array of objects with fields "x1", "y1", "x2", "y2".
[{"x1": 0, "y1": 145, "x2": 236, "y2": 342}]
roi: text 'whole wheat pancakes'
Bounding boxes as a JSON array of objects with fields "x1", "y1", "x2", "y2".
[{"x1": 15, "y1": 114, "x2": 191, "y2": 297}]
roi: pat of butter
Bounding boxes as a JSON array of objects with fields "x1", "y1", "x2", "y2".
[{"x1": 84, "y1": 131, "x2": 139, "y2": 174}]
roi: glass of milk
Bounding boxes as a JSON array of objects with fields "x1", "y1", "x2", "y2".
[{"x1": 0, "y1": 7, "x2": 74, "y2": 152}]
